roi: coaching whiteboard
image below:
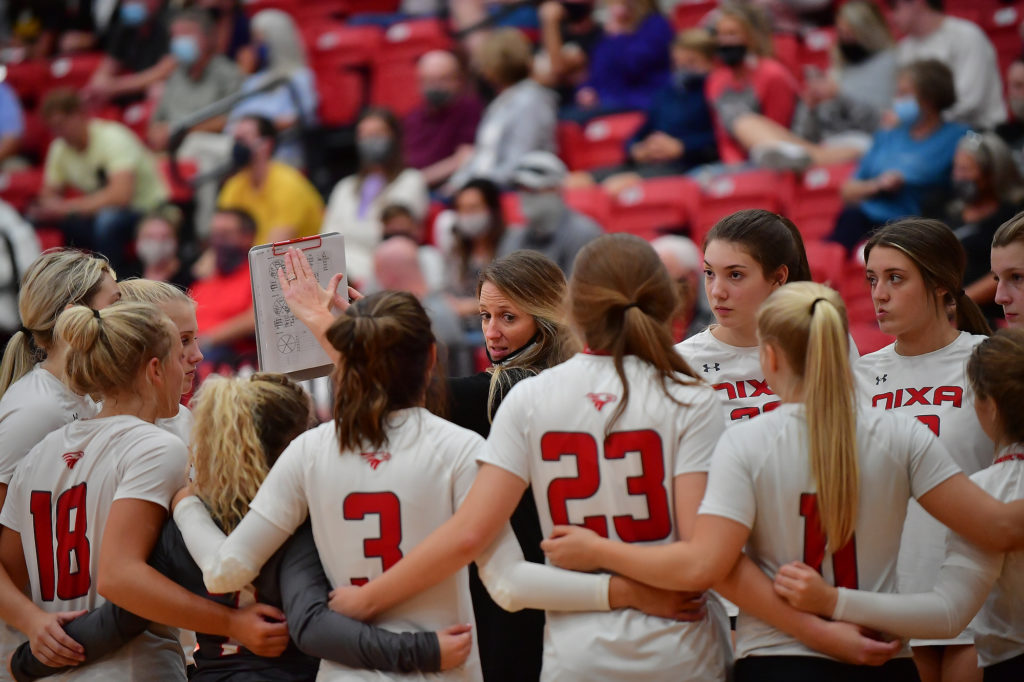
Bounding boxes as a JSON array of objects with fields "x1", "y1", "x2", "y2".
[{"x1": 249, "y1": 233, "x2": 347, "y2": 381}]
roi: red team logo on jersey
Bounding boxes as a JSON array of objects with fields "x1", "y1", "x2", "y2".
[
  {"x1": 586, "y1": 393, "x2": 618, "y2": 411},
  {"x1": 61, "y1": 451, "x2": 84, "y2": 470},
  {"x1": 360, "y1": 452, "x2": 392, "y2": 470}
]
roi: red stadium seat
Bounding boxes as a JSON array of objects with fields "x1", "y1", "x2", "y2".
[
  {"x1": 606, "y1": 177, "x2": 697, "y2": 240},
  {"x1": 1, "y1": 61, "x2": 49, "y2": 105},
  {"x1": 316, "y1": 67, "x2": 365, "y2": 126},
  {"x1": 690, "y1": 169, "x2": 786, "y2": 246},
  {"x1": 804, "y1": 240, "x2": 846, "y2": 286},
  {"x1": 850, "y1": 322, "x2": 894, "y2": 355},
  {"x1": 380, "y1": 19, "x2": 453, "y2": 63},
  {"x1": 306, "y1": 24, "x2": 383, "y2": 71},
  {"x1": 672, "y1": 0, "x2": 716, "y2": 30},
  {"x1": 370, "y1": 58, "x2": 421, "y2": 117},
  {"x1": 160, "y1": 158, "x2": 198, "y2": 203},
  {"x1": 121, "y1": 99, "x2": 155, "y2": 141},
  {"x1": 782, "y1": 161, "x2": 857, "y2": 242},
  {"x1": 980, "y1": 5, "x2": 1024, "y2": 77},
  {"x1": 564, "y1": 186, "x2": 612, "y2": 227},
  {"x1": 45, "y1": 52, "x2": 105, "y2": 92},
  {"x1": 772, "y1": 34, "x2": 802, "y2": 80},
  {"x1": 557, "y1": 112, "x2": 645, "y2": 171},
  {"x1": 20, "y1": 109, "x2": 53, "y2": 161},
  {"x1": 0, "y1": 167, "x2": 44, "y2": 213},
  {"x1": 797, "y1": 28, "x2": 835, "y2": 76},
  {"x1": 502, "y1": 192, "x2": 524, "y2": 225},
  {"x1": 35, "y1": 227, "x2": 64, "y2": 251}
]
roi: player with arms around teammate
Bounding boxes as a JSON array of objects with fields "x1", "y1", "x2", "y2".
[
  {"x1": 175, "y1": 291, "x2": 671, "y2": 681},
  {"x1": 857, "y1": 218, "x2": 992, "y2": 682},
  {"x1": 0, "y1": 303, "x2": 288, "y2": 679},
  {"x1": 10, "y1": 372, "x2": 465, "y2": 680},
  {"x1": 541, "y1": 281, "x2": 1024, "y2": 682},
  {"x1": 775, "y1": 327, "x2": 1024, "y2": 681},
  {"x1": 322, "y1": 235, "x2": 910, "y2": 680}
]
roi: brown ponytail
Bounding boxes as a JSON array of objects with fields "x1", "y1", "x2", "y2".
[
  {"x1": 967, "y1": 328, "x2": 1024, "y2": 444},
  {"x1": 570, "y1": 234, "x2": 701, "y2": 431},
  {"x1": 327, "y1": 291, "x2": 435, "y2": 452},
  {"x1": 865, "y1": 218, "x2": 991, "y2": 337}
]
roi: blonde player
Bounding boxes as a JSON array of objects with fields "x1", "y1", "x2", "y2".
[
  {"x1": 775, "y1": 328, "x2": 1024, "y2": 681},
  {"x1": 118, "y1": 279, "x2": 204, "y2": 443},
  {"x1": 0, "y1": 303, "x2": 288, "y2": 679},
  {"x1": 857, "y1": 218, "x2": 992, "y2": 682},
  {"x1": 677, "y1": 209, "x2": 814, "y2": 423},
  {"x1": 991, "y1": 212, "x2": 1024, "y2": 328},
  {"x1": 0, "y1": 250, "x2": 120, "y2": 511},
  {"x1": 173, "y1": 290, "x2": 681, "y2": 681},
  {"x1": 540, "y1": 281, "x2": 1024, "y2": 681},
  {"x1": 314, "y1": 236, "x2": 913, "y2": 681}
]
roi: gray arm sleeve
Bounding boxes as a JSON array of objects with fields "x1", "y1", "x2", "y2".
[{"x1": 279, "y1": 524, "x2": 441, "y2": 673}]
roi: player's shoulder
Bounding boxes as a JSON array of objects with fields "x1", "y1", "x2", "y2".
[
  {"x1": 675, "y1": 328, "x2": 714, "y2": 356},
  {"x1": 415, "y1": 407, "x2": 486, "y2": 451}
]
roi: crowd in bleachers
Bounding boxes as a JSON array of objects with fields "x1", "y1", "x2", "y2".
[{"x1": 1, "y1": 0, "x2": 1024, "y2": 377}]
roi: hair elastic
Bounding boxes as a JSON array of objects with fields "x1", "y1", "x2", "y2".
[
  {"x1": 92, "y1": 308, "x2": 101, "y2": 320},
  {"x1": 19, "y1": 325, "x2": 32, "y2": 337},
  {"x1": 809, "y1": 297, "x2": 829, "y2": 315},
  {"x1": 623, "y1": 302, "x2": 640, "y2": 312}
]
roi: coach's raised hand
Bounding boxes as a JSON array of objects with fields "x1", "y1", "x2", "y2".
[{"x1": 229, "y1": 602, "x2": 291, "y2": 657}]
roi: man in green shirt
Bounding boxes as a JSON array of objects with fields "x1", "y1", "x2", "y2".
[{"x1": 31, "y1": 89, "x2": 168, "y2": 273}]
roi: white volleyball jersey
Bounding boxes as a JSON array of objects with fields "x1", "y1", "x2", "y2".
[
  {"x1": 156, "y1": 404, "x2": 194, "y2": 445},
  {"x1": 0, "y1": 366, "x2": 99, "y2": 485},
  {"x1": 677, "y1": 328, "x2": 860, "y2": 425},
  {"x1": 958, "y1": 447, "x2": 1024, "y2": 667},
  {"x1": 855, "y1": 331, "x2": 992, "y2": 644},
  {"x1": 699, "y1": 404, "x2": 961, "y2": 660},
  {"x1": 0, "y1": 415, "x2": 189, "y2": 680},
  {"x1": 481, "y1": 353, "x2": 732, "y2": 682},
  {"x1": 248, "y1": 408, "x2": 484, "y2": 681}
]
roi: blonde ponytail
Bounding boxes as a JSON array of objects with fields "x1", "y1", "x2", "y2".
[{"x1": 758, "y1": 282, "x2": 858, "y2": 552}]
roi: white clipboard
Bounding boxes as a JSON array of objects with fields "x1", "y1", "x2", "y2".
[{"x1": 248, "y1": 232, "x2": 347, "y2": 381}]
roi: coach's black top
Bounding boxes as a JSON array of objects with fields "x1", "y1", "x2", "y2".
[
  {"x1": 11, "y1": 521, "x2": 440, "y2": 681},
  {"x1": 447, "y1": 370, "x2": 546, "y2": 682}
]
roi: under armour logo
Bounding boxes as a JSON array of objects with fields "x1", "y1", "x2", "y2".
[
  {"x1": 876, "y1": 374, "x2": 887, "y2": 385},
  {"x1": 586, "y1": 392, "x2": 618, "y2": 411},
  {"x1": 360, "y1": 452, "x2": 392, "y2": 470},
  {"x1": 62, "y1": 451, "x2": 83, "y2": 470},
  {"x1": 703, "y1": 363, "x2": 721, "y2": 373}
]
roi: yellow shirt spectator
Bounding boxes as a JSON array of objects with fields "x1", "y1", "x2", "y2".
[
  {"x1": 217, "y1": 161, "x2": 324, "y2": 245},
  {"x1": 43, "y1": 119, "x2": 168, "y2": 212}
]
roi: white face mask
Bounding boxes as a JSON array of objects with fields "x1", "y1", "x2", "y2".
[
  {"x1": 456, "y1": 212, "x2": 491, "y2": 238},
  {"x1": 518, "y1": 192, "x2": 564, "y2": 236},
  {"x1": 136, "y1": 239, "x2": 177, "y2": 266}
]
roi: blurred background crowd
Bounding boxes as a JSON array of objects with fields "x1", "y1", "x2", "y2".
[{"x1": 0, "y1": 0, "x2": 1021, "y2": 384}]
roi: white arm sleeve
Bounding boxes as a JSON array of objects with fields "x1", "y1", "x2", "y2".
[
  {"x1": 475, "y1": 523, "x2": 610, "y2": 613},
  {"x1": 832, "y1": 538, "x2": 1002, "y2": 639},
  {"x1": 173, "y1": 496, "x2": 292, "y2": 594}
]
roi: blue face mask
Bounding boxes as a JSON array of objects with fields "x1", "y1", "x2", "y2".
[
  {"x1": 120, "y1": 2, "x2": 149, "y2": 26},
  {"x1": 170, "y1": 36, "x2": 200, "y2": 66},
  {"x1": 892, "y1": 96, "x2": 920, "y2": 125},
  {"x1": 254, "y1": 43, "x2": 270, "y2": 72}
]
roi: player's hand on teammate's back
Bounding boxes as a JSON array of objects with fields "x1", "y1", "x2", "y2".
[
  {"x1": 26, "y1": 609, "x2": 86, "y2": 667},
  {"x1": 436, "y1": 624, "x2": 473, "y2": 671},
  {"x1": 327, "y1": 585, "x2": 374, "y2": 621},
  {"x1": 773, "y1": 561, "x2": 838, "y2": 617},
  {"x1": 540, "y1": 525, "x2": 603, "y2": 571},
  {"x1": 812, "y1": 620, "x2": 902, "y2": 667},
  {"x1": 230, "y1": 603, "x2": 290, "y2": 657}
]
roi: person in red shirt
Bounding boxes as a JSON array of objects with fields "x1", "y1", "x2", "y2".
[
  {"x1": 191, "y1": 208, "x2": 258, "y2": 374},
  {"x1": 705, "y1": 2, "x2": 799, "y2": 164}
]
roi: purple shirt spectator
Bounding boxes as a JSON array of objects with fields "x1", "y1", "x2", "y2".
[
  {"x1": 403, "y1": 94, "x2": 483, "y2": 171},
  {"x1": 582, "y1": 11, "x2": 673, "y2": 111}
]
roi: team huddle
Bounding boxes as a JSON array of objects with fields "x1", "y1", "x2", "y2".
[{"x1": 0, "y1": 207, "x2": 1021, "y2": 682}]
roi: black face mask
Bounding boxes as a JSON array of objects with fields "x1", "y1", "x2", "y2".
[
  {"x1": 954, "y1": 179, "x2": 980, "y2": 204},
  {"x1": 231, "y1": 140, "x2": 253, "y2": 169},
  {"x1": 214, "y1": 244, "x2": 248, "y2": 275},
  {"x1": 837, "y1": 40, "x2": 871, "y2": 64},
  {"x1": 486, "y1": 332, "x2": 541, "y2": 366},
  {"x1": 716, "y1": 44, "x2": 748, "y2": 67},
  {"x1": 562, "y1": 1, "x2": 593, "y2": 24}
]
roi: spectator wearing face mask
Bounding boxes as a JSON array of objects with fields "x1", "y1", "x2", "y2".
[
  {"x1": 148, "y1": 8, "x2": 243, "y2": 152},
  {"x1": 84, "y1": 0, "x2": 176, "y2": 105},
  {"x1": 996, "y1": 58, "x2": 1024, "y2": 160},
  {"x1": 322, "y1": 108, "x2": 429, "y2": 288},
  {"x1": 190, "y1": 208, "x2": 258, "y2": 372},
  {"x1": 226, "y1": 9, "x2": 318, "y2": 168},
  {"x1": 831, "y1": 59, "x2": 968, "y2": 253},
  {"x1": 130, "y1": 205, "x2": 194, "y2": 291},
  {"x1": 403, "y1": 51, "x2": 484, "y2": 188},
  {"x1": 705, "y1": 2, "x2": 800, "y2": 165},
  {"x1": 498, "y1": 151, "x2": 601, "y2": 274},
  {"x1": 216, "y1": 115, "x2": 324, "y2": 245}
]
